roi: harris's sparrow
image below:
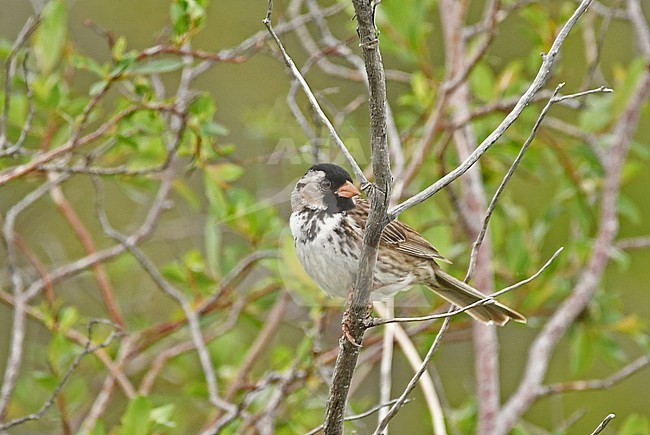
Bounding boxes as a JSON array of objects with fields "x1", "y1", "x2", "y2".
[{"x1": 289, "y1": 163, "x2": 526, "y2": 326}]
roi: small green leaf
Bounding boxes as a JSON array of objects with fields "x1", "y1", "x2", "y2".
[
  {"x1": 33, "y1": 371, "x2": 59, "y2": 391},
  {"x1": 162, "y1": 263, "x2": 186, "y2": 284},
  {"x1": 120, "y1": 395, "x2": 153, "y2": 435},
  {"x1": 127, "y1": 59, "x2": 186, "y2": 75},
  {"x1": 89, "y1": 81, "x2": 108, "y2": 97},
  {"x1": 200, "y1": 120, "x2": 229, "y2": 137},
  {"x1": 469, "y1": 62, "x2": 496, "y2": 102},
  {"x1": 90, "y1": 421, "x2": 107, "y2": 435},
  {"x1": 617, "y1": 195, "x2": 641, "y2": 225},
  {"x1": 58, "y1": 306, "x2": 78, "y2": 332},
  {"x1": 112, "y1": 36, "x2": 128, "y2": 60},
  {"x1": 47, "y1": 333, "x2": 76, "y2": 370},
  {"x1": 32, "y1": 0, "x2": 67, "y2": 73},
  {"x1": 206, "y1": 162, "x2": 244, "y2": 183},
  {"x1": 70, "y1": 54, "x2": 105, "y2": 77},
  {"x1": 150, "y1": 404, "x2": 176, "y2": 429},
  {"x1": 570, "y1": 325, "x2": 594, "y2": 373},
  {"x1": 205, "y1": 212, "x2": 222, "y2": 276},
  {"x1": 579, "y1": 94, "x2": 614, "y2": 132},
  {"x1": 619, "y1": 414, "x2": 650, "y2": 435}
]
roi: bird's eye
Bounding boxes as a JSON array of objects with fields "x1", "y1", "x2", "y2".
[{"x1": 320, "y1": 179, "x2": 332, "y2": 190}]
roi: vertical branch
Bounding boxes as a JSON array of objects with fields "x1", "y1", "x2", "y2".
[
  {"x1": 495, "y1": 1, "x2": 650, "y2": 431},
  {"x1": 323, "y1": 0, "x2": 392, "y2": 433},
  {"x1": 389, "y1": 0, "x2": 595, "y2": 219},
  {"x1": 0, "y1": 174, "x2": 69, "y2": 419},
  {"x1": 438, "y1": 1, "x2": 501, "y2": 432}
]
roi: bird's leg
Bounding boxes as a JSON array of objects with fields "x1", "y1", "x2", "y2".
[
  {"x1": 342, "y1": 309, "x2": 362, "y2": 348},
  {"x1": 341, "y1": 292, "x2": 371, "y2": 348}
]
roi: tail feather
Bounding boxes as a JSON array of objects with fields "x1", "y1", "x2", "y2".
[{"x1": 427, "y1": 269, "x2": 526, "y2": 326}]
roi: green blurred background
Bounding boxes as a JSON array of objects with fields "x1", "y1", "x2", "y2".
[{"x1": 1, "y1": 0, "x2": 649, "y2": 433}]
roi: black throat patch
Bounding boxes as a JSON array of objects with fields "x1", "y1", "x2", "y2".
[{"x1": 322, "y1": 190, "x2": 356, "y2": 214}]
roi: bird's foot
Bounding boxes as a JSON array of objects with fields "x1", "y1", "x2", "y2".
[{"x1": 342, "y1": 309, "x2": 363, "y2": 348}]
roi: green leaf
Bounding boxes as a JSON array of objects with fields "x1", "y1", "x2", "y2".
[
  {"x1": 189, "y1": 93, "x2": 216, "y2": 118},
  {"x1": 89, "y1": 81, "x2": 108, "y2": 97},
  {"x1": 617, "y1": 195, "x2": 641, "y2": 225},
  {"x1": 112, "y1": 36, "x2": 128, "y2": 60},
  {"x1": 570, "y1": 325, "x2": 594, "y2": 373},
  {"x1": 150, "y1": 404, "x2": 176, "y2": 429},
  {"x1": 205, "y1": 212, "x2": 222, "y2": 276},
  {"x1": 70, "y1": 54, "x2": 105, "y2": 77},
  {"x1": 200, "y1": 120, "x2": 229, "y2": 137},
  {"x1": 206, "y1": 162, "x2": 244, "y2": 184},
  {"x1": 469, "y1": 62, "x2": 496, "y2": 102},
  {"x1": 120, "y1": 396, "x2": 153, "y2": 435},
  {"x1": 162, "y1": 262, "x2": 186, "y2": 284},
  {"x1": 578, "y1": 94, "x2": 614, "y2": 133},
  {"x1": 33, "y1": 371, "x2": 59, "y2": 391},
  {"x1": 127, "y1": 59, "x2": 186, "y2": 75},
  {"x1": 619, "y1": 414, "x2": 650, "y2": 435},
  {"x1": 170, "y1": 0, "x2": 208, "y2": 41},
  {"x1": 58, "y1": 306, "x2": 78, "y2": 332},
  {"x1": 47, "y1": 332, "x2": 76, "y2": 370},
  {"x1": 90, "y1": 421, "x2": 107, "y2": 435},
  {"x1": 32, "y1": 0, "x2": 67, "y2": 73}
]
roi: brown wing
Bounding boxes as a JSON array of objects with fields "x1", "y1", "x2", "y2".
[{"x1": 351, "y1": 199, "x2": 451, "y2": 263}]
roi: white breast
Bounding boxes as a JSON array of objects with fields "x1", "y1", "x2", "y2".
[{"x1": 290, "y1": 211, "x2": 357, "y2": 298}]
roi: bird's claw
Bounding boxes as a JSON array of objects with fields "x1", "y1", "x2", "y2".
[{"x1": 342, "y1": 309, "x2": 363, "y2": 348}]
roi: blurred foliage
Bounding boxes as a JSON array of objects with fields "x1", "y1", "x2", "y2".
[{"x1": 0, "y1": 0, "x2": 649, "y2": 434}]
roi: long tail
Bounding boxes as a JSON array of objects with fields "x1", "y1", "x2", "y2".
[{"x1": 426, "y1": 269, "x2": 526, "y2": 326}]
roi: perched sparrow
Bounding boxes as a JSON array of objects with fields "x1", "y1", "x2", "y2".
[{"x1": 290, "y1": 163, "x2": 526, "y2": 326}]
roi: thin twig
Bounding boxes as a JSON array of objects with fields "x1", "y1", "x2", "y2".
[
  {"x1": 93, "y1": 177, "x2": 234, "y2": 414},
  {"x1": 464, "y1": 84, "x2": 612, "y2": 282},
  {"x1": 373, "y1": 302, "x2": 447, "y2": 434},
  {"x1": 0, "y1": 15, "x2": 41, "y2": 151},
  {"x1": 305, "y1": 398, "x2": 412, "y2": 435},
  {"x1": 373, "y1": 315, "x2": 452, "y2": 435},
  {"x1": 590, "y1": 414, "x2": 616, "y2": 435},
  {"x1": 539, "y1": 355, "x2": 650, "y2": 397},
  {"x1": 0, "y1": 320, "x2": 123, "y2": 431},
  {"x1": 616, "y1": 235, "x2": 650, "y2": 250},
  {"x1": 388, "y1": 0, "x2": 596, "y2": 220},
  {"x1": 263, "y1": 0, "x2": 368, "y2": 188},
  {"x1": 495, "y1": 3, "x2": 650, "y2": 429},
  {"x1": 372, "y1": 247, "x2": 563, "y2": 326}
]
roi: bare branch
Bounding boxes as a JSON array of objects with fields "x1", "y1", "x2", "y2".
[
  {"x1": 373, "y1": 302, "x2": 447, "y2": 434},
  {"x1": 616, "y1": 235, "x2": 650, "y2": 250},
  {"x1": 388, "y1": 0, "x2": 596, "y2": 220},
  {"x1": 465, "y1": 84, "x2": 612, "y2": 281},
  {"x1": 263, "y1": 1, "x2": 368, "y2": 188},
  {"x1": 305, "y1": 398, "x2": 411, "y2": 435},
  {"x1": 322, "y1": 0, "x2": 393, "y2": 431},
  {"x1": 539, "y1": 355, "x2": 650, "y2": 397},
  {"x1": 0, "y1": 14, "x2": 40, "y2": 151},
  {"x1": 93, "y1": 177, "x2": 234, "y2": 414},
  {"x1": 590, "y1": 413, "x2": 616, "y2": 435},
  {"x1": 373, "y1": 315, "x2": 452, "y2": 434},
  {"x1": 0, "y1": 320, "x2": 123, "y2": 431},
  {"x1": 495, "y1": 3, "x2": 650, "y2": 429}
]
